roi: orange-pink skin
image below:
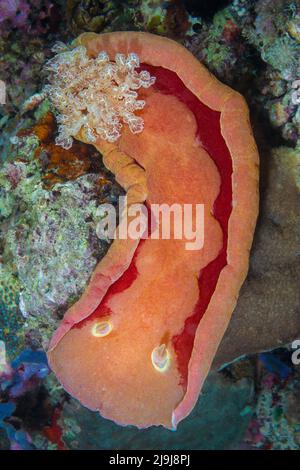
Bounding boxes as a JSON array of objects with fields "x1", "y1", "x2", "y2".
[{"x1": 47, "y1": 32, "x2": 259, "y2": 429}]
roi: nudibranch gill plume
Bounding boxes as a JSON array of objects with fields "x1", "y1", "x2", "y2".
[{"x1": 45, "y1": 32, "x2": 259, "y2": 429}]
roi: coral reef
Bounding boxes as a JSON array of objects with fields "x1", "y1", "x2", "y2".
[
  {"x1": 0, "y1": 344, "x2": 49, "y2": 450},
  {"x1": 0, "y1": 106, "x2": 123, "y2": 353},
  {"x1": 0, "y1": 0, "x2": 299, "y2": 450},
  {"x1": 20, "y1": 111, "x2": 113, "y2": 188},
  {"x1": 184, "y1": 0, "x2": 300, "y2": 144},
  {"x1": 66, "y1": 0, "x2": 194, "y2": 39},
  {"x1": 66, "y1": 0, "x2": 137, "y2": 35},
  {"x1": 0, "y1": 0, "x2": 56, "y2": 36},
  {"x1": 244, "y1": 350, "x2": 300, "y2": 449},
  {"x1": 2, "y1": 341, "x2": 299, "y2": 450},
  {"x1": 0, "y1": 346, "x2": 256, "y2": 449},
  {"x1": 0, "y1": 1, "x2": 66, "y2": 163},
  {"x1": 58, "y1": 369, "x2": 254, "y2": 450}
]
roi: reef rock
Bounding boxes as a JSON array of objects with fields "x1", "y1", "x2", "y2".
[
  {"x1": 0, "y1": 119, "x2": 123, "y2": 354},
  {"x1": 215, "y1": 145, "x2": 300, "y2": 367}
]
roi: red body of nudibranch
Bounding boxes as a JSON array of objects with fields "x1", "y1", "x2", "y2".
[{"x1": 47, "y1": 32, "x2": 259, "y2": 429}]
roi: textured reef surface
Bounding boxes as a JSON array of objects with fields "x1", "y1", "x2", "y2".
[{"x1": 0, "y1": 0, "x2": 299, "y2": 449}]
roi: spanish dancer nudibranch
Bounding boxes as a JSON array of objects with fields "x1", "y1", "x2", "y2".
[{"x1": 46, "y1": 32, "x2": 259, "y2": 429}]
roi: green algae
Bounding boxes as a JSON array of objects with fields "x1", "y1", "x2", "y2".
[
  {"x1": 0, "y1": 264, "x2": 23, "y2": 359},
  {"x1": 0, "y1": 104, "x2": 122, "y2": 352}
]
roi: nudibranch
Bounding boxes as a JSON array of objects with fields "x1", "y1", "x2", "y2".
[{"x1": 46, "y1": 32, "x2": 259, "y2": 429}]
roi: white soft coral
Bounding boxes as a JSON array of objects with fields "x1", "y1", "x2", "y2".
[{"x1": 43, "y1": 43, "x2": 156, "y2": 149}]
